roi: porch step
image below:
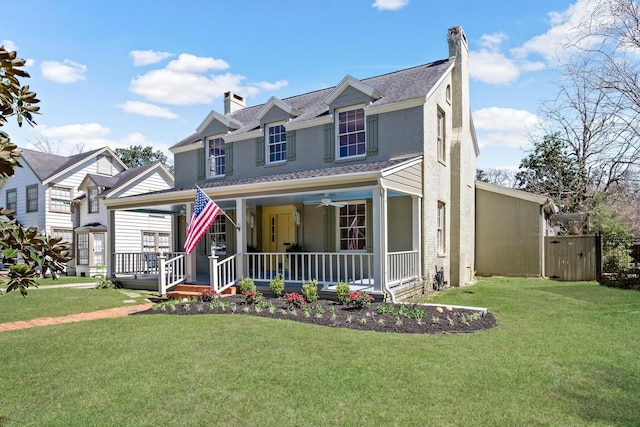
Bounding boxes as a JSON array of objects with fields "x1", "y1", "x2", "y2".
[{"x1": 166, "y1": 284, "x2": 237, "y2": 300}]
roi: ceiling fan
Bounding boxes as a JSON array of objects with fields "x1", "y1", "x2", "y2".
[{"x1": 317, "y1": 197, "x2": 346, "y2": 208}]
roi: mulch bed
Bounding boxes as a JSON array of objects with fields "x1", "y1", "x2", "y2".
[{"x1": 135, "y1": 295, "x2": 497, "y2": 334}]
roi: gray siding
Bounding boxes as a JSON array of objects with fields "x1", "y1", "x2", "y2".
[
  {"x1": 328, "y1": 86, "x2": 372, "y2": 111},
  {"x1": 174, "y1": 148, "x2": 201, "y2": 188}
]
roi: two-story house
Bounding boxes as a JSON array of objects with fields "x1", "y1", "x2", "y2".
[
  {"x1": 106, "y1": 26, "x2": 478, "y2": 301},
  {"x1": 0, "y1": 147, "x2": 174, "y2": 277}
]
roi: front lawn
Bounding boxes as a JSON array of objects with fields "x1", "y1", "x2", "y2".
[{"x1": 0, "y1": 277, "x2": 639, "y2": 426}]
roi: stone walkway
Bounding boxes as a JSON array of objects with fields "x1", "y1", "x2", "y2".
[{"x1": 0, "y1": 303, "x2": 153, "y2": 332}]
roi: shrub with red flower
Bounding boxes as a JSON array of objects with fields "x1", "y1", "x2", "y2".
[
  {"x1": 199, "y1": 289, "x2": 217, "y2": 302},
  {"x1": 347, "y1": 291, "x2": 374, "y2": 309},
  {"x1": 284, "y1": 292, "x2": 307, "y2": 309},
  {"x1": 241, "y1": 290, "x2": 263, "y2": 305}
]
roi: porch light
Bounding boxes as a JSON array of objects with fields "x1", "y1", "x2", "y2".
[{"x1": 293, "y1": 207, "x2": 301, "y2": 225}]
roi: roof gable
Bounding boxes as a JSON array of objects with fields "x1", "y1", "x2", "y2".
[
  {"x1": 323, "y1": 75, "x2": 382, "y2": 106},
  {"x1": 255, "y1": 96, "x2": 301, "y2": 121}
]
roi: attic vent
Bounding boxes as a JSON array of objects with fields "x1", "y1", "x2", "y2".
[{"x1": 224, "y1": 91, "x2": 246, "y2": 114}]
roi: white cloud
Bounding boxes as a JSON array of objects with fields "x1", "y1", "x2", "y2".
[
  {"x1": 35, "y1": 123, "x2": 173, "y2": 160},
  {"x1": 166, "y1": 53, "x2": 229, "y2": 73},
  {"x1": 2, "y1": 39, "x2": 17, "y2": 51},
  {"x1": 130, "y1": 53, "x2": 287, "y2": 106},
  {"x1": 372, "y1": 0, "x2": 409, "y2": 11},
  {"x1": 470, "y1": 50, "x2": 520, "y2": 85},
  {"x1": 473, "y1": 107, "x2": 540, "y2": 149},
  {"x1": 129, "y1": 50, "x2": 173, "y2": 66},
  {"x1": 117, "y1": 101, "x2": 178, "y2": 119},
  {"x1": 40, "y1": 59, "x2": 87, "y2": 83}
]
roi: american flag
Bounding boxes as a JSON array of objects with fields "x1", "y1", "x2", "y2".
[{"x1": 184, "y1": 187, "x2": 221, "y2": 255}]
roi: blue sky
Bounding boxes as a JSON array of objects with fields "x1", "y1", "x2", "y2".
[{"x1": 3, "y1": 0, "x2": 589, "y2": 170}]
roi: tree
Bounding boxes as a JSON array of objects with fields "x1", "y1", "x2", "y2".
[
  {"x1": 114, "y1": 145, "x2": 173, "y2": 173},
  {"x1": 1, "y1": 45, "x2": 71, "y2": 296},
  {"x1": 28, "y1": 136, "x2": 85, "y2": 155},
  {"x1": 515, "y1": 133, "x2": 589, "y2": 211},
  {"x1": 475, "y1": 168, "x2": 516, "y2": 188}
]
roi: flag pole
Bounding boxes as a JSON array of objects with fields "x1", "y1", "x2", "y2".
[{"x1": 195, "y1": 185, "x2": 241, "y2": 230}]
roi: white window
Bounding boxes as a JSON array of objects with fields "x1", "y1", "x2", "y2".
[
  {"x1": 437, "y1": 202, "x2": 445, "y2": 254},
  {"x1": 207, "y1": 215, "x2": 226, "y2": 255},
  {"x1": 26, "y1": 185, "x2": 38, "y2": 212},
  {"x1": 437, "y1": 107, "x2": 446, "y2": 163},
  {"x1": 88, "y1": 187, "x2": 99, "y2": 213},
  {"x1": 5, "y1": 188, "x2": 16, "y2": 212},
  {"x1": 337, "y1": 107, "x2": 366, "y2": 159},
  {"x1": 208, "y1": 137, "x2": 225, "y2": 177},
  {"x1": 50, "y1": 186, "x2": 73, "y2": 212},
  {"x1": 77, "y1": 234, "x2": 89, "y2": 265},
  {"x1": 142, "y1": 231, "x2": 171, "y2": 253},
  {"x1": 267, "y1": 123, "x2": 287, "y2": 163},
  {"x1": 338, "y1": 202, "x2": 366, "y2": 251}
]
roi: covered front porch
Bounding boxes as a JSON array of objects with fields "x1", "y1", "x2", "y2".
[{"x1": 106, "y1": 157, "x2": 425, "y2": 301}]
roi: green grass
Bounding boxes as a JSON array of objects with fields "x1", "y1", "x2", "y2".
[
  {"x1": 0, "y1": 288, "x2": 152, "y2": 323},
  {"x1": 1, "y1": 277, "x2": 639, "y2": 426},
  {"x1": 34, "y1": 276, "x2": 98, "y2": 286}
]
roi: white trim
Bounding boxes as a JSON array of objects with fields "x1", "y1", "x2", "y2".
[
  {"x1": 380, "y1": 156, "x2": 423, "y2": 176},
  {"x1": 169, "y1": 140, "x2": 203, "y2": 154},
  {"x1": 102, "y1": 163, "x2": 174, "y2": 199},
  {"x1": 196, "y1": 110, "x2": 240, "y2": 134},
  {"x1": 475, "y1": 180, "x2": 553, "y2": 205},
  {"x1": 424, "y1": 62, "x2": 455, "y2": 101},
  {"x1": 364, "y1": 97, "x2": 426, "y2": 115},
  {"x1": 205, "y1": 136, "x2": 227, "y2": 179},
  {"x1": 265, "y1": 122, "x2": 287, "y2": 165},
  {"x1": 282, "y1": 114, "x2": 332, "y2": 131},
  {"x1": 256, "y1": 96, "x2": 301, "y2": 121},
  {"x1": 224, "y1": 128, "x2": 263, "y2": 143},
  {"x1": 324, "y1": 75, "x2": 382, "y2": 105},
  {"x1": 335, "y1": 200, "x2": 367, "y2": 253}
]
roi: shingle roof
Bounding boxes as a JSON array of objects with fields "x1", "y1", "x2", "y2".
[
  {"x1": 82, "y1": 163, "x2": 158, "y2": 196},
  {"x1": 122, "y1": 156, "x2": 420, "y2": 199},
  {"x1": 19, "y1": 148, "x2": 105, "y2": 182},
  {"x1": 171, "y1": 58, "x2": 453, "y2": 149}
]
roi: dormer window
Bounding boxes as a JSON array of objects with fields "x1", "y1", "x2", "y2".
[
  {"x1": 88, "y1": 187, "x2": 100, "y2": 213},
  {"x1": 208, "y1": 137, "x2": 225, "y2": 177},
  {"x1": 336, "y1": 107, "x2": 366, "y2": 159},
  {"x1": 267, "y1": 123, "x2": 287, "y2": 164}
]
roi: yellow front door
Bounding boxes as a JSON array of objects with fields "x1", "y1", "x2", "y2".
[{"x1": 263, "y1": 206, "x2": 296, "y2": 252}]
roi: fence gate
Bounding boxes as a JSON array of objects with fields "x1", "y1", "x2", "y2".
[{"x1": 545, "y1": 235, "x2": 598, "y2": 281}]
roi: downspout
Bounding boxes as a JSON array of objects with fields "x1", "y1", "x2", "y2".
[{"x1": 378, "y1": 176, "x2": 397, "y2": 303}]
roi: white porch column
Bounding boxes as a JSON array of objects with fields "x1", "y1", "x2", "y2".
[
  {"x1": 185, "y1": 202, "x2": 196, "y2": 282},
  {"x1": 372, "y1": 186, "x2": 388, "y2": 294},
  {"x1": 412, "y1": 196, "x2": 422, "y2": 281},
  {"x1": 107, "y1": 209, "x2": 116, "y2": 278},
  {"x1": 235, "y1": 198, "x2": 246, "y2": 278}
]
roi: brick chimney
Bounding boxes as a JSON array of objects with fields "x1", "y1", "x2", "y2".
[{"x1": 224, "y1": 91, "x2": 246, "y2": 114}]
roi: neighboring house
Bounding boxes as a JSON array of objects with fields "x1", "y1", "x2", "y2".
[
  {"x1": 106, "y1": 26, "x2": 479, "y2": 300},
  {"x1": 475, "y1": 181, "x2": 558, "y2": 278},
  {"x1": 0, "y1": 147, "x2": 174, "y2": 277}
]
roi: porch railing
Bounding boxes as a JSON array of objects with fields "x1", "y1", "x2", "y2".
[
  {"x1": 210, "y1": 254, "x2": 238, "y2": 294},
  {"x1": 158, "y1": 253, "x2": 186, "y2": 295},
  {"x1": 387, "y1": 250, "x2": 419, "y2": 287},
  {"x1": 113, "y1": 251, "x2": 183, "y2": 276},
  {"x1": 243, "y1": 252, "x2": 375, "y2": 291}
]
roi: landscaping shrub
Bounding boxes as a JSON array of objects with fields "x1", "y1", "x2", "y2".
[
  {"x1": 301, "y1": 279, "x2": 319, "y2": 303},
  {"x1": 269, "y1": 274, "x2": 285, "y2": 297},
  {"x1": 241, "y1": 290, "x2": 263, "y2": 305},
  {"x1": 238, "y1": 277, "x2": 256, "y2": 293},
  {"x1": 335, "y1": 282, "x2": 350, "y2": 304},
  {"x1": 347, "y1": 291, "x2": 373, "y2": 309},
  {"x1": 199, "y1": 289, "x2": 217, "y2": 302},
  {"x1": 284, "y1": 292, "x2": 306, "y2": 309}
]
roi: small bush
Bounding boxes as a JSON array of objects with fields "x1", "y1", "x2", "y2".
[
  {"x1": 347, "y1": 291, "x2": 373, "y2": 309},
  {"x1": 335, "y1": 282, "x2": 350, "y2": 304},
  {"x1": 301, "y1": 279, "x2": 319, "y2": 303},
  {"x1": 238, "y1": 277, "x2": 256, "y2": 293},
  {"x1": 241, "y1": 290, "x2": 263, "y2": 305},
  {"x1": 199, "y1": 289, "x2": 217, "y2": 302},
  {"x1": 94, "y1": 276, "x2": 116, "y2": 289},
  {"x1": 284, "y1": 292, "x2": 306, "y2": 309},
  {"x1": 269, "y1": 274, "x2": 285, "y2": 297}
]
